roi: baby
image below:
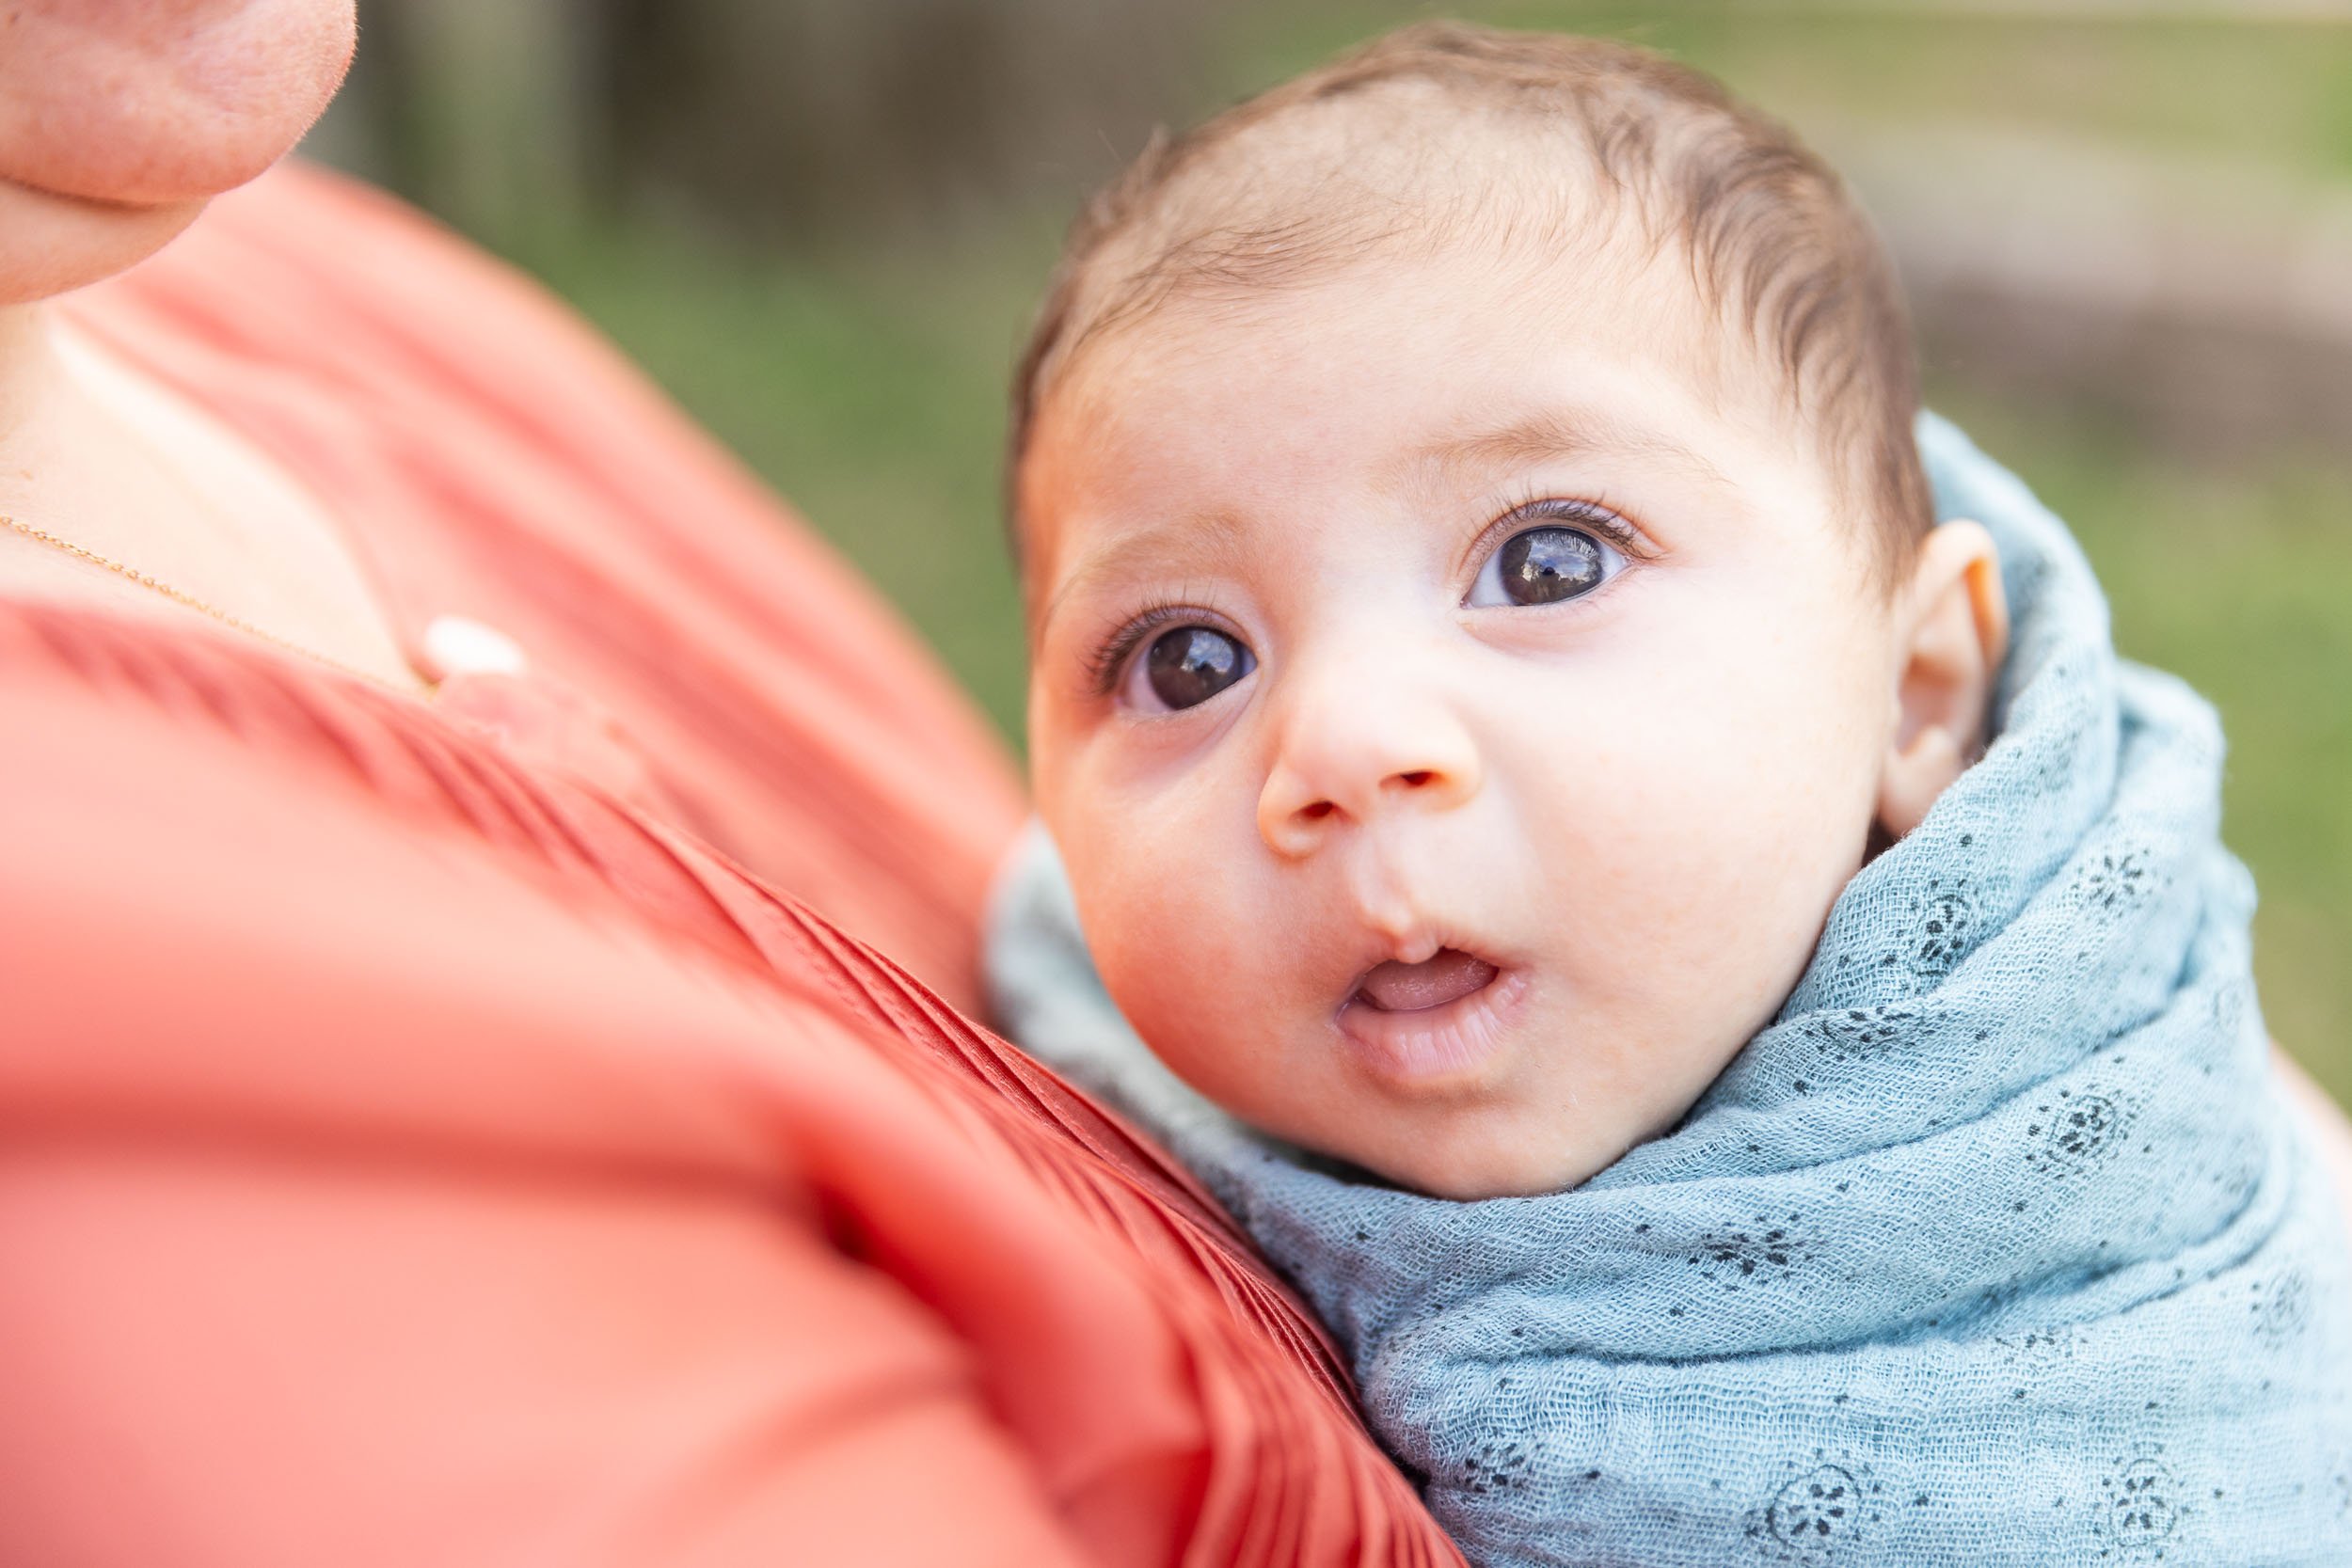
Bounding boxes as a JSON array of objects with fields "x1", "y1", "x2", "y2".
[{"x1": 989, "y1": 22, "x2": 2352, "y2": 1567}]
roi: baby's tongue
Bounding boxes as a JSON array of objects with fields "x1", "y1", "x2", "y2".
[{"x1": 1357, "y1": 948, "x2": 1498, "y2": 1012}]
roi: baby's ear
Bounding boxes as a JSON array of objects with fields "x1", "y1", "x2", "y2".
[{"x1": 1876, "y1": 519, "x2": 2010, "y2": 840}]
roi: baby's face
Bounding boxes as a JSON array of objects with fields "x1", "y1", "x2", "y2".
[{"x1": 1023, "y1": 243, "x2": 1911, "y2": 1198}]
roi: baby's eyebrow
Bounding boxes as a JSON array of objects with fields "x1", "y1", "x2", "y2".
[
  {"x1": 1034, "y1": 510, "x2": 1251, "y2": 646},
  {"x1": 1406, "y1": 407, "x2": 1733, "y2": 493}
]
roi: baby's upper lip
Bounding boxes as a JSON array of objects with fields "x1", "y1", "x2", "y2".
[
  {"x1": 1333, "y1": 917, "x2": 1516, "y2": 1014},
  {"x1": 1354, "y1": 948, "x2": 1501, "y2": 1012}
]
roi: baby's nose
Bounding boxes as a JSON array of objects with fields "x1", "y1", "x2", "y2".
[{"x1": 1257, "y1": 694, "x2": 1482, "y2": 859}]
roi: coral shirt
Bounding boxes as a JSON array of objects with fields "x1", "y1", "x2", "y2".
[{"x1": 0, "y1": 165, "x2": 1460, "y2": 1568}]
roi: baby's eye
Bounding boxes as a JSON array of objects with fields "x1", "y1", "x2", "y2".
[
  {"x1": 1467, "y1": 524, "x2": 1622, "y2": 608},
  {"x1": 1123, "y1": 624, "x2": 1256, "y2": 713}
]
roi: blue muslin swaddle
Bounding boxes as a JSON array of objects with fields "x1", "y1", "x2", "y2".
[{"x1": 986, "y1": 414, "x2": 2352, "y2": 1566}]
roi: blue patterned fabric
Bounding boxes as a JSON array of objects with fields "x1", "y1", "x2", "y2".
[{"x1": 986, "y1": 414, "x2": 2352, "y2": 1566}]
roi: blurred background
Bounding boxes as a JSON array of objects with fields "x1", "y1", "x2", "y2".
[{"x1": 306, "y1": 0, "x2": 2352, "y2": 1092}]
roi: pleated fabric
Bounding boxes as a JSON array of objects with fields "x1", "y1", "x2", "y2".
[{"x1": 57, "y1": 161, "x2": 1022, "y2": 1015}]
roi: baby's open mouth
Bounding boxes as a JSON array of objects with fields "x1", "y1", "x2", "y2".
[
  {"x1": 1353, "y1": 947, "x2": 1500, "y2": 1012},
  {"x1": 1337, "y1": 945, "x2": 1528, "y2": 1089}
]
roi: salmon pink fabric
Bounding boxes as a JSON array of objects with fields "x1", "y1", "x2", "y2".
[{"x1": 0, "y1": 164, "x2": 1462, "y2": 1568}]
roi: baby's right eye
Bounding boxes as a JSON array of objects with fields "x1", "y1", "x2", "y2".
[{"x1": 1124, "y1": 625, "x2": 1256, "y2": 713}]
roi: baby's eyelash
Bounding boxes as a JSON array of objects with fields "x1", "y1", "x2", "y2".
[
  {"x1": 1490, "y1": 490, "x2": 1647, "y2": 557},
  {"x1": 1084, "y1": 599, "x2": 1194, "y2": 698}
]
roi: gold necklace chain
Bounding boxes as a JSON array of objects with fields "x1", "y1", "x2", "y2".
[{"x1": 2, "y1": 512, "x2": 407, "y2": 689}]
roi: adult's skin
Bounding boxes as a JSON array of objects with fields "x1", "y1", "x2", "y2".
[{"x1": 3, "y1": 1, "x2": 2348, "y2": 1556}]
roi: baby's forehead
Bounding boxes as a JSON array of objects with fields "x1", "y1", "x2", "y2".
[
  {"x1": 1028, "y1": 198, "x2": 1772, "y2": 536},
  {"x1": 1019, "y1": 247, "x2": 1822, "y2": 610},
  {"x1": 1050, "y1": 248, "x2": 1747, "y2": 483}
]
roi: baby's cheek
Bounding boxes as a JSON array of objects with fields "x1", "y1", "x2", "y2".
[
  {"x1": 1670, "y1": 748, "x2": 1876, "y2": 1013},
  {"x1": 1545, "y1": 652, "x2": 1876, "y2": 1021},
  {"x1": 1073, "y1": 814, "x2": 1273, "y2": 1078}
]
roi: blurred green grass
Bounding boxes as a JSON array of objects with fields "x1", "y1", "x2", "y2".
[
  {"x1": 1227, "y1": 3, "x2": 2352, "y2": 179},
  {"x1": 523, "y1": 5, "x2": 2352, "y2": 1098}
]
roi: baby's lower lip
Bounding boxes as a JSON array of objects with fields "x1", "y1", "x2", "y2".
[{"x1": 1336, "y1": 962, "x2": 1529, "y2": 1090}]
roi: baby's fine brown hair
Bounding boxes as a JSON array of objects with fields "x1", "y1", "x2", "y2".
[{"x1": 1008, "y1": 21, "x2": 1934, "y2": 585}]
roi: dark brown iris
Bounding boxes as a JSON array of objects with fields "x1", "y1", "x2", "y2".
[
  {"x1": 1145, "y1": 626, "x2": 1252, "y2": 710},
  {"x1": 1500, "y1": 527, "x2": 1604, "y2": 605}
]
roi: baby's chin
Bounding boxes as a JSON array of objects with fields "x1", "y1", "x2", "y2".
[
  {"x1": 1358, "y1": 1136, "x2": 1629, "y2": 1202},
  {"x1": 1231, "y1": 1095, "x2": 1645, "y2": 1201},
  {"x1": 1136, "y1": 1002, "x2": 1682, "y2": 1200}
]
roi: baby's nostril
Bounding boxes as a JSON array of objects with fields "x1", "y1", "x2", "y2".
[
  {"x1": 1302, "y1": 800, "x2": 1336, "y2": 820},
  {"x1": 1398, "y1": 770, "x2": 1434, "y2": 788}
]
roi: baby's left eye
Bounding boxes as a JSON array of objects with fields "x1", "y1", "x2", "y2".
[{"x1": 1467, "y1": 524, "x2": 1623, "y2": 609}]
